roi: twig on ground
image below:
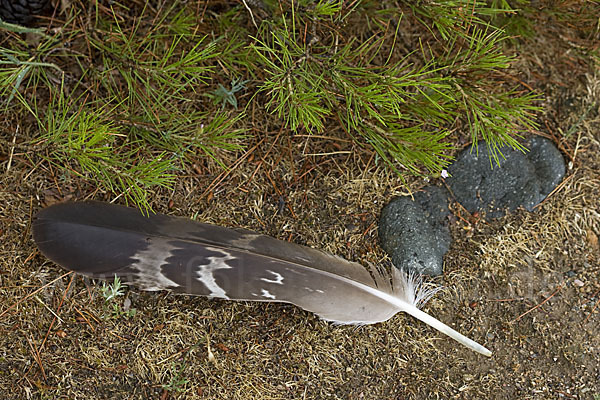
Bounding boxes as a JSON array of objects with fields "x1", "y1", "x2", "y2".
[
  {"x1": 74, "y1": 306, "x2": 96, "y2": 332},
  {"x1": 37, "y1": 273, "x2": 75, "y2": 354},
  {"x1": 533, "y1": 173, "x2": 574, "y2": 209},
  {"x1": 510, "y1": 283, "x2": 564, "y2": 323},
  {"x1": 26, "y1": 334, "x2": 46, "y2": 380},
  {"x1": 200, "y1": 137, "x2": 265, "y2": 199},
  {"x1": 241, "y1": 0, "x2": 258, "y2": 30},
  {"x1": 0, "y1": 271, "x2": 74, "y2": 320},
  {"x1": 584, "y1": 287, "x2": 600, "y2": 323}
]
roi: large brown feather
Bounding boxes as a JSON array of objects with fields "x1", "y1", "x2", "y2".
[{"x1": 32, "y1": 201, "x2": 491, "y2": 356}]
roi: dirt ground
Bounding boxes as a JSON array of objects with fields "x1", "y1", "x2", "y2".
[{"x1": 1, "y1": 5, "x2": 600, "y2": 400}]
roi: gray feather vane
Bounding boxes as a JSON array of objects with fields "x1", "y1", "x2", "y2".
[{"x1": 32, "y1": 201, "x2": 491, "y2": 356}]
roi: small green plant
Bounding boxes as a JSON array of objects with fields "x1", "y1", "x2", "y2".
[
  {"x1": 162, "y1": 361, "x2": 190, "y2": 394},
  {"x1": 0, "y1": 48, "x2": 61, "y2": 105},
  {"x1": 2, "y1": 3, "x2": 247, "y2": 212},
  {"x1": 0, "y1": 0, "x2": 548, "y2": 207},
  {"x1": 90, "y1": 10, "x2": 219, "y2": 127},
  {"x1": 100, "y1": 276, "x2": 136, "y2": 319},
  {"x1": 252, "y1": 4, "x2": 540, "y2": 175},
  {"x1": 36, "y1": 88, "x2": 175, "y2": 213},
  {"x1": 107, "y1": 302, "x2": 137, "y2": 319},
  {"x1": 209, "y1": 77, "x2": 249, "y2": 109},
  {"x1": 100, "y1": 275, "x2": 125, "y2": 302},
  {"x1": 161, "y1": 339, "x2": 204, "y2": 394}
]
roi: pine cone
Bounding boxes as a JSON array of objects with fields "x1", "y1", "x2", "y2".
[{"x1": 0, "y1": 0, "x2": 49, "y2": 25}]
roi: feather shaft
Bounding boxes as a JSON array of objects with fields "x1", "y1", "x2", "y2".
[
  {"x1": 32, "y1": 201, "x2": 492, "y2": 356},
  {"x1": 398, "y1": 303, "x2": 492, "y2": 357},
  {"x1": 333, "y1": 275, "x2": 492, "y2": 356}
]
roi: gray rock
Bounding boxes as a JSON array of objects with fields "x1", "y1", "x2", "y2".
[
  {"x1": 527, "y1": 136, "x2": 566, "y2": 195},
  {"x1": 379, "y1": 186, "x2": 451, "y2": 276},
  {"x1": 446, "y1": 137, "x2": 565, "y2": 217},
  {"x1": 378, "y1": 137, "x2": 565, "y2": 276}
]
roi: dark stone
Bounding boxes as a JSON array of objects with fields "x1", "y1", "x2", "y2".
[
  {"x1": 446, "y1": 137, "x2": 565, "y2": 218},
  {"x1": 527, "y1": 136, "x2": 566, "y2": 196},
  {"x1": 378, "y1": 136, "x2": 565, "y2": 277},
  {"x1": 379, "y1": 186, "x2": 451, "y2": 276}
]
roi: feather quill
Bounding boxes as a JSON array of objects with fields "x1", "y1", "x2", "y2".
[{"x1": 32, "y1": 201, "x2": 491, "y2": 356}]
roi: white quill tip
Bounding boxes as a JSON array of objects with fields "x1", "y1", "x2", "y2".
[
  {"x1": 403, "y1": 303, "x2": 492, "y2": 357},
  {"x1": 393, "y1": 270, "x2": 492, "y2": 357}
]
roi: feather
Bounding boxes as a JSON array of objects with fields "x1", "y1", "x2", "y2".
[{"x1": 32, "y1": 201, "x2": 491, "y2": 356}]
